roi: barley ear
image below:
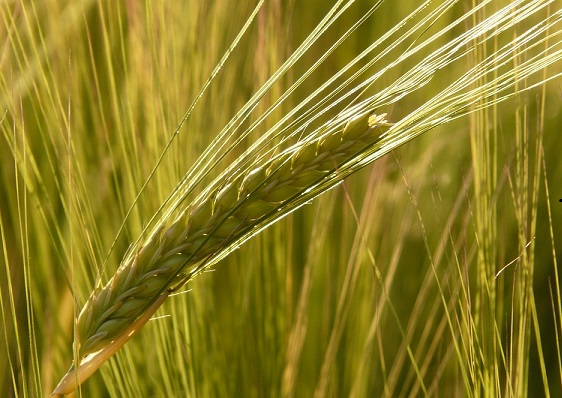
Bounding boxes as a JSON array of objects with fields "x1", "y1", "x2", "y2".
[{"x1": 52, "y1": 112, "x2": 393, "y2": 395}]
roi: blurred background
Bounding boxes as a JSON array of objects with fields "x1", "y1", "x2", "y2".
[{"x1": 1, "y1": 0, "x2": 561, "y2": 396}]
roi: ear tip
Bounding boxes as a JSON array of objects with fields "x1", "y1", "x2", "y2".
[{"x1": 368, "y1": 112, "x2": 394, "y2": 128}]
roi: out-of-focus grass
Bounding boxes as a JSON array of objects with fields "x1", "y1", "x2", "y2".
[{"x1": 1, "y1": 0, "x2": 561, "y2": 396}]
